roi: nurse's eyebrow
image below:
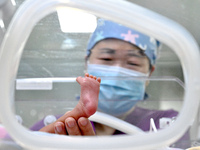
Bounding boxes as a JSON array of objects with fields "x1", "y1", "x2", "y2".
[
  {"x1": 126, "y1": 49, "x2": 146, "y2": 57},
  {"x1": 98, "y1": 48, "x2": 116, "y2": 54}
]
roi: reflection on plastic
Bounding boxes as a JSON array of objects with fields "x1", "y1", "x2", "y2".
[
  {"x1": 16, "y1": 78, "x2": 76, "y2": 90},
  {"x1": 0, "y1": 0, "x2": 199, "y2": 150}
]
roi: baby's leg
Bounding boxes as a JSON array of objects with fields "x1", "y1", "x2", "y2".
[
  {"x1": 75, "y1": 73, "x2": 101, "y2": 117},
  {"x1": 40, "y1": 73, "x2": 101, "y2": 133}
]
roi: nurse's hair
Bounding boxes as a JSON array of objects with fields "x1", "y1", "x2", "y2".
[{"x1": 86, "y1": 19, "x2": 161, "y2": 66}]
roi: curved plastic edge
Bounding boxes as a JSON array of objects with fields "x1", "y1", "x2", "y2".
[{"x1": 0, "y1": 0, "x2": 200, "y2": 150}]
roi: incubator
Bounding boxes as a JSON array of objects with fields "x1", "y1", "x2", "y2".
[{"x1": 0, "y1": 0, "x2": 200, "y2": 150}]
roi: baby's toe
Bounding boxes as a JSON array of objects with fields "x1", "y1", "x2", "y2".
[
  {"x1": 97, "y1": 78, "x2": 101, "y2": 83},
  {"x1": 85, "y1": 73, "x2": 89, "y2": 77},
  {"x1": 93, "y1": 76, "x2": 97, "y2": 80},
  {"x1": 89, "y1": 75, "x2": 93, "y2": 78}
]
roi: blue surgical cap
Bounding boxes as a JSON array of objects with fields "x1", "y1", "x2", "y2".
[{"x1": 87, "y1": 19, "x2": 160, "y2": 65}]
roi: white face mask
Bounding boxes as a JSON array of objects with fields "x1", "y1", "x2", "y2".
[{"x1": 87, "y1": 64, "x2": 148, "y2": 116}]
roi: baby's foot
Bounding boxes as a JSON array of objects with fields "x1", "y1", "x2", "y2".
[
  {"x1": 40, "y1": 73, "x2": 101, "y2": 133},
  {"x1": 75, "y1": 73, "x2": 101, "y2": 117}
]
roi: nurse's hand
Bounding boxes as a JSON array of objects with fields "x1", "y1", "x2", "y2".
[
  {"x1": 39, "y1": 73, "x2": 100, "y2": 136},
  {"x1": 54, "y1": 117, "x2": 95, "y2": 136}
]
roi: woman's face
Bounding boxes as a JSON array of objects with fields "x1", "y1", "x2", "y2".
[{"x1": 88, "y1": 38, "x2": 151, "y2": 74}]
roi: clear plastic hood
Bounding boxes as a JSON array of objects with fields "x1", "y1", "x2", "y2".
[{"x1": 0, "y1": 0, "x2": 200, "y2": 150}]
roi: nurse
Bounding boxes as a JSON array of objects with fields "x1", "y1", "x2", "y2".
[{"x1": 34, "y1": 19, "x2": 189, "y2": 148}]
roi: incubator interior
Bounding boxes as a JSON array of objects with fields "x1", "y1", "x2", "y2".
[
  {"x1": 14, "y1": 11, "x2": 184, "y2": 128},
  {"x1": 13, "y1": 13, "x2": 182, "y2": 124},
  {"x1": 0, "y1": 0, "x2": 200, "y2": 150}
]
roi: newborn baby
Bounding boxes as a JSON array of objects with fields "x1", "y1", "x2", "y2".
[{"x1": 39, "y1": 73, "x2": 101, "y2": 135}]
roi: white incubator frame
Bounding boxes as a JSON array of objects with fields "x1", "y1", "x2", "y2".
[{"x1": 0, "y1": 0, "x2": 200, "y2": 150}]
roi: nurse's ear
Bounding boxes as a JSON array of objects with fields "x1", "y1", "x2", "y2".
[
  {"x1": 149, "y1": 65, "x2": 155, "y2": 77},
  {"x1": 145, "y1": 65, "x2": 155, "y2": 87},
  {"x1": 84, "y1": 56, "x2": 89, "y2": 72},
  {"x1": 85, "y1": 55, "x2": 89, "y2": 62}
]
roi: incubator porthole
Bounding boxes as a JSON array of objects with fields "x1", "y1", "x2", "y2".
[{"x1": 43, "y1": 115, "x2": 57, "y2": 126}]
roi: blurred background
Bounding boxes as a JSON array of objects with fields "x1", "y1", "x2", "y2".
[{"x1": 0, "y1": 0, "x2": 199, "y2": 146}]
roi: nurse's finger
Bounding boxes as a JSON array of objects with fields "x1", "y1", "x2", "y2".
[
  {"x1": 78, "y1": 117, "x2": 95, "y2": 136},
  {"x1": 54, "y1": 121, "x2": 67, "y2": 135},
  {"x1": 65, "y1": 117, "x2": 82, "y2": 135}
]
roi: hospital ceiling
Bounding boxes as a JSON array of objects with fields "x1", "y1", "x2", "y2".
[
  {"x1": 2, "y1": 0, "x2": 199, "y2": 79},
  {"x1": 127, "y1": 0, "x2": 200, "y2": 47},
  {"x1": 14, "y1": 0, "x2": 200, "y2": 48}
]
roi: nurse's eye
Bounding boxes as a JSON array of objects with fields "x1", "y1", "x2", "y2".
[
  {"x1": 98, "y1": 56, "x2": 113, "y2": 61},
  {"x1": 128, "y1": 61, "x2": 139, "y2": 66},
  {"x1": 101, "y1": 58, "x2": 112, "y2": 61}
]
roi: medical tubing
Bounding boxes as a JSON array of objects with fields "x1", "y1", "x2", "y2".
[{"x1": 89, "y1": 111, "x2": 144, "y2": 134}]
